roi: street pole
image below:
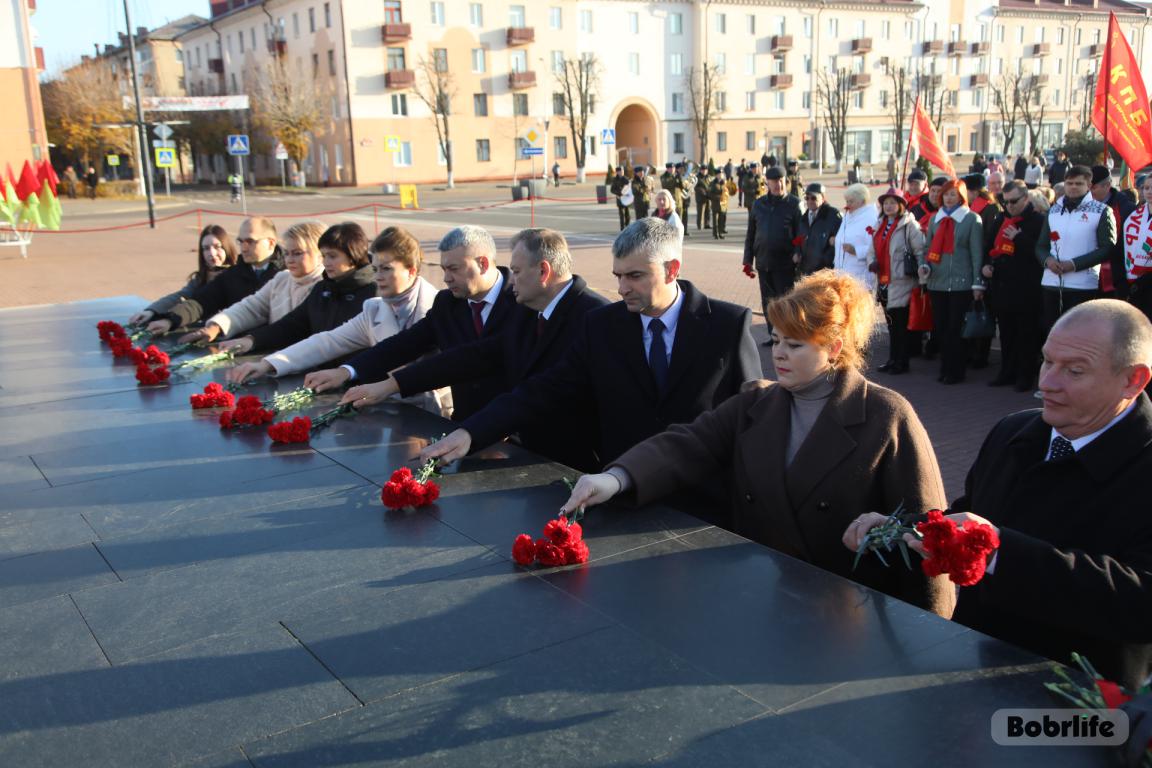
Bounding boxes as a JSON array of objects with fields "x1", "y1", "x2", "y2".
[
  {"x1": 165, "y1": 167, "x2": 171, "y2": 197},
  {"x1": 238, "y1": 155, "x2": 248, "y2": 214},
  {"x1": 122, "y1": 0, "x2": 156, "y2": 228}
]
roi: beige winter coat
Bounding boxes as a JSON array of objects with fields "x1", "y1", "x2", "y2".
[{"x1": 208, "y1": 266, "x2": 324, "y2": 337}]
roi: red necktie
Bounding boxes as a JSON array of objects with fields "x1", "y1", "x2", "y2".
[{"x1": 470, "y1": 300, "x2": 486, "y2": 337}]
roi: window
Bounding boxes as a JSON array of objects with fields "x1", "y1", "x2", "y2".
[
  {"x1": 580, "y1": 10, "x2": 592, "y2": 32},
  {"x1": 312, "y1": 52, "x2": 319, "y2": 76},
  {"x1": 716, "y1": 13, "x2": 726, "y2": 34},
  {"x1": 803, "y1": 54, "x2": 811, "y2": 74},
  {"x1": 513, "y1": 93, "x2": 528, "y2": 115},
  {"x1": 387, "y1": 47, "x2": 406, "y2": 70},
  {"x1": 510, "y1": 5, "x2": 525, "y2": 27},
  {"x1": 1016, "y1": 27, "x2": 1024, "y2": 44},
  {"x1": 745, "y1": 54, "x2": 755, "y2": 76},
  {"x1": 473, "y1": 93, "x2": 488, "y2": 116},
  {"x1": 772, "y1": 15, "x2": 785, "y2": 35},
  {"x1": 550, "y1": 7, "x2": 562, "y2": 29},
  {"x1": 628, "y1": 53, "x2": 639, "y2": 76},
  {"x1": 230, "y1": 72, "x2": 238, "y2": 93},
  {"x1": 671, "y1": 92, "x2": 684, "y2": 114},
  {"x1": 431, "y1": 2, "x2": 445, "y2": 26},
  {"x1": 394, "y1": 141, "x2": 412, "y2": 167},
  {"x1": 433, "y1": 48, "x2": 448, "y2": 72},
  {"x1": 881, "y1": 21, "x2": 890, "y2": 39},
  {"x1": 469, "y1": 3, "x2": 482, "y2": 26},
  {"x1": 746, "y1": 131, "x2": 756, "y2": 150},
  {"x1": 471, "y1": 48, "x2": 485, "y2": 73},
  {"x1": 669, "y1": 12, "x2": 683, "y2": 35},
  {"x1": 554, "y1": 136, "x2": 567, "y2": 159},
  {"x1": 717, "y1": 131, "x2": 727, "y2": 151},
  {"x1": 385, "y1": 92, "x2": 404, "y2": 115},
  {"x1": 802, "y1": 91, "x2": 811, "y2": 109},
  {"x1": 324, "y1": 2, "x2": 331, "y2": 27},
  {"x1": 715, "y1": 91, "x2": 727, "y2": 112},
  {"x1": 669, "y1": 53, "x2": 682, "y2": 75},
  {"x1": 1053, "y1": 89, "x2": 1061, "y2": 106},
  {"x1": 852, "y1": 91, "x2": 863, "y2": 108},
  {"x1": 773, "y1": 54, "x2": 786, "y2": 74},
  {"x1": 906, "y1": 20, "x2": 915, "y2": 39},
  {"x1": 828, "y1": 18, "x2": 838, "y2": 37},
  {"x1": 978, "y1": 24, "x2": 987, "y2": 42},
  {"x1": 516, "y1": 138, "x2": 531, "y2": 156},
  {"x1": 1056, "y1": 58, "x2": 1063, "y2": 75},
  {"x1": 328, "y1": 49, "x2": 336, "y2": 75},
  {"x1": 997, "y1": 25, "x2": 1005, "y2": 43},
  {"x1": 856, "y1": 20, "x2": 866, "y2": 37},
  {"x1": 745, "y1": 91, "x2": 756, "y2": 112},
  {"x1": 509, "y1": 50, "x2": 527, "y2": 72},
  {"x1": 292, "y1": 12, "x2": 299, "y2": 38},
  {"x1": 673, "y1": 132, "x2": 685, "y2": 154},
  {"x1": 1093, "y1": 28, "x2": 1102, "y2": 44},
  {"x1": 308, "y1": 8, "x2": 315, "y2": 32},
  {"x1": 628, "y1": 12, "x2": 638, "y2": 34},
  {"x1": 714, "y1": 52, "x2": 726, "y2": 74},
  {"x1": 552, "y1": 92, "x2": 565, "y2": 115},
  {"x1": 949, "y1": 56, "x2": 959, "y2": 75},
  {"x1": 803, "y1": 16, "x2": 812, "y2": 38},
  {"x1": 551, "y1": 50, "x2": 564, "y2": 73},
  {"x1": 1035, "y1": 26, "x2": 1045, "y2": 43},
  {"x1": 476, "y1": 139, "x2": 490, "y2": 162},
  {"x1": 879, "y1": 90, "x2": 888, "y2": 108},
  {"x1": 972, "y1": 89, "x2": 983, "y2": 108},
  {"x1": 331, "y1": 96, "x2": 340, "y2": 119},
  {"x1": 1057, "y1": 27, "x2": 1065, "y2": 45},
  {"x1": 238, "y1": 31, "x2": 245, "y2": 54},
  {"x1": 747, "y1": 15, "x2": 756, "y2": 35},
  {"x1": 773, "y1": 91, "x2": 785, "y2": 109},
  {"x1": 435, "y1": 92, "x2": 450, "y2": 114}
]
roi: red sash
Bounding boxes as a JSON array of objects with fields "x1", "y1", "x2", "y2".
[{"x1": 872, "y1": 218, "x2": 897, "y2": 285}]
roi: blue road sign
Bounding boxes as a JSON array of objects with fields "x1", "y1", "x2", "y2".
[
  {"x1": 521, "y1": 146, "x2": 544, "y2": 157},
  {"x1": 601, "y1": 128, "x2": 616, "y2": 145},
  {"x1": 227, "y1": 134, "x2": 250, "y2": 156}
]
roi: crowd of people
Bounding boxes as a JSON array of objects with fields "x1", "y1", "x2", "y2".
[{"x1": 131, "y1": 178, "x2": 1152, "y2": 691}]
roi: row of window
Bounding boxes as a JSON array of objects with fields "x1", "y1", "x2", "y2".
[
  {"x1": 416, "y1": 2, "x2": 593, "y2": 33},
  {"x1": 388, "y1": 91, "x2": 590, "y2": 118}
]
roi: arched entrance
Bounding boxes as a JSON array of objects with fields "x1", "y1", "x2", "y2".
[{"x1": 614, "y1": 101, "x2": 658, "y2": 170}]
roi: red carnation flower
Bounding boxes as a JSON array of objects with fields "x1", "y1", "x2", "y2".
[
  {"x1": 512, "y1": 534, "x2": 536, "y2": 566},
  {"x1": 380, "y1": 480, "x2": 409, "y2": 509},
  {"x1": 1050, "y1": 231, "x2": 1061, "y2": 242},
  {"x1": 534, "y1": 538, "x2": 567, "y2": 567},
  {"x1": 268, "y1": 416, "x2": 312, "y2": 443},
  {"x1": 791, "y1": 235, "x2": 805, "y2": 247},
  {"x1": 561, "y1": 539, "x2": 590, "y2": 565},
  {"x1": 866, "y1": 226, "x2": 875, "y2": 235}
]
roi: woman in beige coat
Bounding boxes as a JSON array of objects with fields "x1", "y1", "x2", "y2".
[
  {"x1": 177, "y1": 221, "x2": 326, "y2": 344},
  {"x1": 227, "y1": 226, "x2": 447, "y2": 415},
  {"x1": 561, "y1": 271, "x2": 954, "y2": 617}
]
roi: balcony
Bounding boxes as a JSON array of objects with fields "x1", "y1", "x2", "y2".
[
  {"x1": 849, "y1": 73, "x2": 871, "y2": 89},
  {"x1": 381, "y1": 23, "x2": 411, "y2": 42},
  {"x1": 971, "y1": 42, "x2": 990, "y2": 55},
  {"x1": 922, "y1": 40, "x2": 944, "y2": 55},
  {"x1": 851, "y1": 37, "x2": 872, "y2": 54},
  {"x1": 1032, "y1": 42, "x2": 1051, "y2": 56},
  {"x1": 1031, "y1": 73, "x2": 1049, "y2": 87},
  {"x1": 947, "y1": 40, "x2": 967, "y2": 56},
  {"x1": 266, "y1": 38, "x2": 287, "y2": 57},
  {"x1": 970, "y1": 73, "x2": 988, "y2": 87},
  {"x1": 769, "y1": 73, "x2": 793, "y2": 89},
  {"x1": 508, "y1": 70, "x2": 537, "y2": 89},
  {"x1": 207, "y1": 57, "x2": 223, "y2": 74},
  {"x1": 1088, "y1": 43, "x2": 1105, "y2": 57},
  {"x1": 384, "y1": 69, "x2": 415, "y2": 89},
  {"x1": 919, "y1": 73, "x2": 942, "y2": 88},
  {"x1": 34, "y1": 46, "x2": 44, "y2": 70},
  {"x1": 770, "y1": 34, "x2": 793, "y2": 52},
  {"x1": 506, "y1": 26, "x2": 535, "y2": 45}
]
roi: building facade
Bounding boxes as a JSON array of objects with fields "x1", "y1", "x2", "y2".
[
  {"x1": 175, "y1": 0, "x2": 1152, "y2": 186},
  {"x1": 0, "y1": 0, "x2": 47, "y2": 172}
]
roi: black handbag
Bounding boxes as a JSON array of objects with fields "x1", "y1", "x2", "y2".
[
  {"x1": 902, "y1": 245, "x2": 919, "y2": 277},
  {"x1": 961, "y1": 299, "x2": 996, "y2": 339}
]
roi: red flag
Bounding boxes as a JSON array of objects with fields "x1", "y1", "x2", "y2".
[
  {"x1": 37, "y1": 160, "x2": 58, "y2": 195},
  {"x1": 15, "y1": 160, "x2": 38, "y2": 202},
  {"x1": 5, "y1": 163, "x2": 16, "y2": 190},
  {"x1": 1093, "y1": 12, "x2": 1152, "y2": 171},
  {"x1": 911, "y1": 99, "x2": 956, "y2": 177}
]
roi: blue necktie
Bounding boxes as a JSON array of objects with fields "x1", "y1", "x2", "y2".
[
  {"x1": 1048, "y1": 435, "x2": 1074, "y2": 461},
  {"x1": 648, "y1": 317, "x2": 668, "y2": 393}
]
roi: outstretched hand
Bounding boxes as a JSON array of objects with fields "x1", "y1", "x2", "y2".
[
  {"x1": 418, "y1": 429, "x2": 472, "y2": 466},
  {"x1": 558, "y1": 473, "x2": 622, "y2": 517}
]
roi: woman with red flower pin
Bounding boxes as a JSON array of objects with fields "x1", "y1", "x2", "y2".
[
  {"x1": 867, "y1": 187, "x2": 926, "y2": 375},
  {"x1": 560, "y1": 270, "x2": 955, "y2": 617}
]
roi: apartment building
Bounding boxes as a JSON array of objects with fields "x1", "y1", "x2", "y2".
[
  {"x1": 83, "y1": 16, "x2": 205, "y2": 99},
  {"x1": 0, "y1": 0, "x2": 47, "y2": 171},
  {"x1": 175, "y1": 0, "x2": 1152, "y2": 186}
]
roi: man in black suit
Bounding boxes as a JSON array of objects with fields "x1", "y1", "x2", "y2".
[
  {"x1": 851, "y1": 299, "x2": 1152, "y2": 689},
  {"x1": 338, "y1": 228, "x2": 609, "y2": 470},
  {"x1": 304, "y1": 225, "x2": 516, "y2": 421},
  {"x1": 420, "y1": 217, "x2": 761, "y2": 469}
]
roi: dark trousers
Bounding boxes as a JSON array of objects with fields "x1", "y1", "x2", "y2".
[
  {"x1": 680, "y1": 199, "x2": 691, "y2": 236},
  {"x1": 758, "y1": 265, "x2": 797, "y2": 322},
  {"x1": 634, "y1": 201, "x2": 649, "y2": 220},
  {"x1": 697, "y1": 198, "x2": 711, "y2": 230},
  {"x1": 929, "y1": 290, "x2": 973, "y2": 381},
  {"x1": 1042, "y1": 287, "x2": 1097, "y2": 339},
  {"x1": 712, "y1": 210, "x2": 727, "y2": 239},
  {"x1": 996, "y1": 309, "x2": 1042, "y2": 388},
  {"x1": 617, "y1": 203, "x2": 631, "y2": 230},
  {"x1": 885, "y1": 305, "x2": 911, "y2": 365}
]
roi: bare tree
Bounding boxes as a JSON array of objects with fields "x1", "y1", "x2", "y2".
[
  {"x1": 885, "y1": 65, "x2": 912, "y2": 160},
  {"x1": 251, "y1": 58, "x2": 322, "y2": 186},
  {"x1": 817, "y1": 69, "x2": 852, "y2": 172},
  {"x1": 1079, "y1": 72, "x2": 1097, "y2": 131},
  {"x1": 555, "y1": 54, "x2": 601, "y2": 183},
  {"x1": 1019, "y1": 75, "x2": 1048, "y2": 156},
  {"x1": 685, "y1": 63, "x2": 722, "y2": 164},
  {"x1": 990, "y1": 72, "x2": 1025, "y2": 157},
  {"x1": 413, "y1": 52, "x2": 456, "y2": 188}
]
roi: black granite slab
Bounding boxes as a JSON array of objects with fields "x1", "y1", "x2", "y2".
[
  {"x1": 0, "y1": 596, "x2": 108, "y2": 683},
  {"x1": 0, "y1": 543, "x2": 119, "y2": 609},
  {"x1": 0, "y1": 456, "x2": 48, "y2": 493}
]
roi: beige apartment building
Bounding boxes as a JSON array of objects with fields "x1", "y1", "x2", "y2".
[
  {"x1": 83, "y1": 16, "x2": 205, "y2": 99},
  {"x1": 174, "y1": 0, "x2": 1152, "y2": 186},
  {"x1": 0, "y1": 0, "x2": 47, "y2": 172}
]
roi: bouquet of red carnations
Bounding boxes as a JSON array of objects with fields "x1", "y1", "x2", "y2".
[
  {"x1": 190, "y1": 382, "x2": 236, "y2": 409},
  {"x1": 854, "y1": 507, "x2": 999, "y2": 587},
  {"x1": 219, "y1": 395, "x2": 276, "y2": 429},
  {"x1": 266, "y1": 402, "x2": 356, "y2": 443},
  {"x1": 380, "y1": 463, "x2": 440, "y2": 508},
  {"x1": 512, "y1": 515, "x2": 589, "y2": 567}
]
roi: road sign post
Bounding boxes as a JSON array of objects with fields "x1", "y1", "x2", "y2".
[
  {"x1": 154, "y1": 147, "x2": 176, "y2": 197},
  {"x1": 274, "y1": 142, "x2": 288, "y2": 188},
  {"x1": 227, "y1": 134, "x2": 250, "y2": 214}
]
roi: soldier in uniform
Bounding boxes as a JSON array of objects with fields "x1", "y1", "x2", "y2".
[
  {"x1": 676, "y1": 163, "x2": 694, "y2": 239},
  {"x1": 786, "y1": 158, "x2": 804, "y2": 199},
  {"x1": 632, "y1": 165, "x2": 656, "y2": 220},
  {"x1": 695, "y1": 166, "x2": 713, "y2": 232},
  {"x1": 659, "y1": 162, "x2": 677, "y2": 194},
  {"x1": 741, "y1": 162, "x2": 766, "y2": 215},
  {"x1": 609, "y1": 165, "x2": 631, "y2": 231},
  {"x1": 708, "y1": 171, "x2": 730, "y2": 240}
]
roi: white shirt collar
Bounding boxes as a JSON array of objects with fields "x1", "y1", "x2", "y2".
[
  {"x1": 641, "y1": 282, "x2": 684, "y2": 336},
  {"x1": 1050, "y1": 399, "x2": 1139, "y2": 454},
  {"x1": 540, "y1": 279, "x2": 573, "y2": 321}
]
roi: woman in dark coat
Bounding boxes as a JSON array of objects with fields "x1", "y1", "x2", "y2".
[{"x1": 561, "y1": 271, "x2": 955, "y2": 617}]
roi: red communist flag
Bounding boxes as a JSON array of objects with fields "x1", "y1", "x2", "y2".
[
  {"x1": 1093, "y1": 12, "x2": 1152, "y2": 171},
  {"x1": 37, "y1": 159, "x2": 58, "y2": 195},
  {"x1": 912, "y1": 99, "x2": 956, "y2": 177},
  {"x1": 15, "y1": 160, "x2": 39, "y2": 202}
]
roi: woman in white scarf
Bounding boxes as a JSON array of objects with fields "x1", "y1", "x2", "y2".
[
  {"x1": 1123, "y1": 175, "x2": 1152, "y2": 321},
  {"x1": 834, "y1": 183, "x2": 878, "y2": 291},
  {"x1": 227, "y1": 226, "x2": 447, "y2": 415}
]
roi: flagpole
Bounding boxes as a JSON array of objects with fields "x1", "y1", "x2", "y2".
[
  {"x1": 900, "y1": 94, "x2": 920, "y2": 187},
  {"x1": 1103, "y1": 13, "x2": 1113, "y2": 169}
]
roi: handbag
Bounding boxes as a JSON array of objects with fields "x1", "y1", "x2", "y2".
[
  {"x1": 902, "y1": 244, "x2": 919, "y2": 278},
  {"x1": 907, "y1": 286, "x2": 933, "y2": 331},
  {"x1": 961, "y1": 299, "x2": 996, "y2": 339}
]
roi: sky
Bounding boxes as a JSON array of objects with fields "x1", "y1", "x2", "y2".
[{"x1": 33, "y1": 0, "x2": 210, "y2": 76}]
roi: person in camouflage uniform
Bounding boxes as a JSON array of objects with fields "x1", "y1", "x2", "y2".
[
  {"x1": 632, "y1": 166, "x2": 656, "y2": 220},
  {"x1": 694, "y1": 166, "x2": 712, "y2": 232},
  {"x1": 786, "y1": 158, "x2": 804, "y2": 199},
  {"x1": 609, "y1": 165, "x2": 631, "y2": 231},
  {"x1": 741, "y1": 162, "x2": 767, "y2": 214},
  {"x1": 709, "y1": 171, "x2": 730, "y2": 240}
]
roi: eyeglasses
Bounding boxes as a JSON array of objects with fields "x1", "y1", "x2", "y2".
[
  {"x1": 237, "y1": 237, "x2": 265, "y2": 246},
  {"x1": 1003, "y1": 196, "x2": 1025, "y2": 205}
]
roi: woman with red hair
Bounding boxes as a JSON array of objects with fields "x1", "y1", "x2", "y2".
[{"x1": 918, "y1": 178, "x2": 986, "y2": 384}]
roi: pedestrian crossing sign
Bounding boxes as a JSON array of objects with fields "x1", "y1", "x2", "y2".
[
  {"x1": 226, "y1": 134, "x2": 250, "y2": 156},
  {"x1": 601, "y1": 128, "x2": 616, "y2": 145},
  {"x1": 385, "y1": 135, "x2": 401, "y2": 152},
  {"x1": 154, "y1": 147, "x2": 176, "y2": 168}
]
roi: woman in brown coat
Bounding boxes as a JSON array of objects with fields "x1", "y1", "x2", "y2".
[{"x1": 561, "y1": 271, "x2": 954, "y2": 617}]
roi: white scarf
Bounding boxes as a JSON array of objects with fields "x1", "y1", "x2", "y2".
[{"x1": 1123, "y1": 203, "x2": 1152, "y2": 281}]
